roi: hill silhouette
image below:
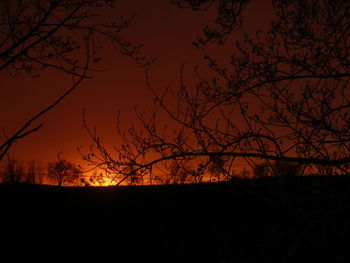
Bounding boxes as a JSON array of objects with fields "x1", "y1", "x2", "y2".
[{"x1": 1, "y1": 176, "x2": 350, "y2": 262}]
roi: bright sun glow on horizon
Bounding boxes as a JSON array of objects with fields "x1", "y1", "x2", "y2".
[{"x1": 79, "y1": 169, "x2": 120, "y2": 187}]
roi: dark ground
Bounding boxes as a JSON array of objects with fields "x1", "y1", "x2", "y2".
[{"x1": 1, "y1": 175, "x2": 350, "y2": 262}]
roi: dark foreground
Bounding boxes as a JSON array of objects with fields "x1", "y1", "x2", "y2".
[{"x1": 1, "y1": 176, "x2": 350, "y2": 262}]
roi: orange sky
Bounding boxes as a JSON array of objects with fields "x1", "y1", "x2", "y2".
[{"x1": 0, "y1": 0, "x2": 272, "y2": 169}]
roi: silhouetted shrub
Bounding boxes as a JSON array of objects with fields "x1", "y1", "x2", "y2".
[{"x1": 253, "y1": 161, "x2": 300, "y2": 178}]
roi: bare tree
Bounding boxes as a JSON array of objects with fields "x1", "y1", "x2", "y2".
[
  {"x1": 83, "y1": 0, "x2": 350, "y2": 184},
  {"x1": 252, "y1": 160, "x2": 300, "y2": 178},
  {"x1": 0, "y1": 0, "x2": 152, "y2": 162},
  {"x1": 252, "y1": 161, "x2": 271, "y2": 179},
  {"x1": 0, "y1": 155, "x2": 25, "y2": 183},
  {"x1": 27, "y1": 160, "x2": 44, "y2": 184},
  {"x1": 47, "y1": 154, "x2": 81, "y2": 186}
]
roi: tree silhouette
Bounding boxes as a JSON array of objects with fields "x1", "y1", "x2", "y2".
[
  {"x1": 47, "y1": 154, "x2": 81, "y2": 186},
  {"x1": 27, "y1": 160, "x2": 44, "y2": 184},
  {"x1": 0, "y1": 0, "x2": 151, "y2": 162},
  {"x1": 252, "y1": 160, "x2": 300, "y2": 178},
  {"x1": 83, "y1": 0, "x2": 350, "y2": 184},
  {"x1": 0, "y1": 155, "x2": 25, "y2": 183}
]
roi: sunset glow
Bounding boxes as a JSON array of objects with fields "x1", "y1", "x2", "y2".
[
  {"x1": 1, "y1": 0, "x2": 349, "y2": 185},
  {"x1": 1, "y1": 2, "x2": 349, "y2": 263}
]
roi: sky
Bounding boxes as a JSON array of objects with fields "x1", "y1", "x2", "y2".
[{"x1": 0, "y1": 0, "x2": 272, "y2": 168}]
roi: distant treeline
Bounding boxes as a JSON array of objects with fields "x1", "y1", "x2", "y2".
[{"x1": 0, "y1": 155, "x2": 347, "y2": 187}]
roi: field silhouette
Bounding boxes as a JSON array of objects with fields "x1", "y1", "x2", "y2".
[{"x1": 1, "y1": 176, "x2": 349, "y2": 262}]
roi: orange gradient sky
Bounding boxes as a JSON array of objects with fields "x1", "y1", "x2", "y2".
[{"x1": 0, "y1": 0, "x2": 272, "y2": 168}]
